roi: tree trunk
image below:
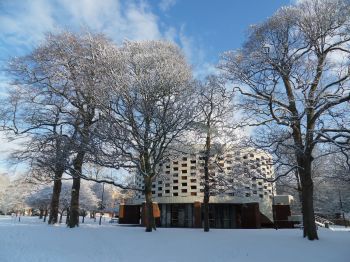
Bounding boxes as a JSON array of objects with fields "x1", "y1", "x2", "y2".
[
  {"x1": 59, "y1": 211, "x2": 63, "y2": 223},
  {"x1": 144, "y1": 176, "x2": 155, "y2": 232},
  {"x1": 299, "y1": 160, "x2": 318, "y2": 240},
  {"x1": 203, "y1": 128, "x2": 211, "y2": 232},
  {"x1": 48, "y1": 172, "x2": 63, "y2": 224},
  {"x1": 68, "y1": 177, "x2": 81, "y2": 228},
  {"x1": 39, "y1": 209, "x2": 44, "y2": 219},
  {"x1": 66, "y1": 207, "x2": 70, "y2": 225},
  {"x1": 82, "y1": 215, "x2": 85, "y2": 223},
  {"x1": 68, "y1": 152, "x2": 84, "y2": 228},
  {"x1": 43, "y1": 209, "x2": 48, "y2": 223}
]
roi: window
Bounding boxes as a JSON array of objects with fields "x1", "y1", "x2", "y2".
[
  {"x1": 152, "y1": 184, "x2": 155, "y2": 188},
  {"x1": 158, "y1": 181, "x2": 162, "y2": 184},
  {"x1": 250, "y1": 153, "x2": 254, "y2": 157},
  {"x1": 259, "y1": 194, "x2": 264, "y2": 198},
  {"x1": 182, "y1": 189, "x2": 187, "y2": 193},
  {"x1": 181, "y1": 176, "x2": 187, "y2": 180},
  {"x1": 173, "y1": 161, "x2": 178, "y2": 165},
  {"x1": 158, "y1": 193, "x2": 162, "y2": 197},
  {"x1": 182, "y1": 183, "x2": 187, "y2": 186},
  {"x1": 182, "y1": 170, "x2": 188, "y2": 174},
  {"x1": 173, "y1": 192, "x2": 178, "y2": 196},
  {"x1": 190, "y1": 179, "x2": 196, "y2": 183},
  {"x1": 253, "y1": 191, "x2": 257, "y2": 194},
  {"x1": 165, "y1": 190, "x2": 170, "y2": 194},
  {"x1": 190, "y1": 160, "x2": 196, "y2": 164},
  {"x1": 182, "y1": 157, "x2": 187, "y2": 161},
  {"x1": 152, "y1": 191, "x2": 155, "y2": 194},
  {"x1": 182, "y1": 163, "x2": 187, "y2": 167},
  {"x1": 174, "y1": 167, "x2": 178, "y2": 171},
  {"x1": 173, "y1": 180, "x2": 178, "y2": 184},
  {"x1": 158, "y1": 187, "x2": 162, "y2": 191},
  {"x1": 166, "y1": 171, "x2": 170, "y2": 174},
  {"x1": 191, "y1": 185, "x2": 197, "y2": 190},
  {"x1": 173, "y1": 186, "x2": 178, "y2": 190},
  {"x1": 245, "y1": 193, "x2": 251, "y2": 197},
  {"x1": 173, "y1": 173, "x2": 178, "y2": 177},
  {"x1": 165, "y1": 183, "x2": 170, "y2": 187},
  {"x1": 191, "y1": 192, "x2": 197, "y2": 196},
  {"x1": 190, "y1": 166, "x2": 196, "y2": 170}
]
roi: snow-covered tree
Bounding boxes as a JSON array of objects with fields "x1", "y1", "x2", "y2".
[
  {"x1": 220, "y1": 0, "x2": 350, "y2": 240},
  {"x1": 95, "y1": 40, "x2": 195, "y2": 232},
  {"x1": 190, "y1": 75, "x2": 239, "y2": 232},
  {"x1": 0, "y1": 173, "x2": 11, "y2": 214},
  {"x1": 5, "y1": 30, "x2": 117, "y2": 228}
]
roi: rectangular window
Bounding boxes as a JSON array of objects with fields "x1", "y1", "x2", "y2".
[
  {"x1": 182, "y1": 183, "x2": 187, "y2": 186},
  {"x1": 158, "y1": 187, "x2": 162, "y2": 191},
  {"x1": 174, "y1": 167, "x2": 178, "y2": 171},
  {"x1": 165, "y1": 183, "x2": 170, "y2": 187},
  {"x1": 190, "y1": 179, "x2": 196, "y2": 183},
  {"x1": 182, "y1": 170, "x2": 188, "y2": 174},
  {"x1": 165, "y1": 190, "x2": 170, "y2": 194},
  {"x1": 191, "y1": 192, "x2": 197, "y2": 196},
  {"x1": 181, "y1": 176, "x2": 187, "y2": 180},
  {"x1": 182, "y1": 189, "x2": 187, "y2": 193},
  {"x1": 173, "y1": 180, "x2": 178, "y2": 184},
  {"x1": 173, "y1": 186, "x2": 178, "y2": 190},
  {"x1": 158, "y1": 193, "x2": 162, "y2": 197},
  {"x1": 191, "y1": 186, "x2": 197, "y2": 190},
  {"x1": 173, "y1": 192, "x2": 178, "y2": 196},
  {"x1": 182, "y1": 163, "x2": 187, "y2": 167}
]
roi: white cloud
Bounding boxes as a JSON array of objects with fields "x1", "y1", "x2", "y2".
[
  {"x1": 0, "y1": 0, "x2": 212, "y2": 76},
  {"x1": 178, "y1": 25, "x2": 217, "y2": 79},
  {"x1": 0, "y1": 0, "x2": 163, "y2": 54},
  {"x1": 159, "y1": 0, "x2": 177, "y2": 12}
]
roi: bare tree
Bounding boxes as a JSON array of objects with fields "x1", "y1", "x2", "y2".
[
  {"x1": 6, "y1": 31, "x2": 116, "y2": 228},
  {"x1": 191, "y1": 75, "x2": 237, "y2": 231},
  {"x1": 220, "y1": 0, "x2": 350, "y2": 240},
  {"x1": 1, "y1": 81, "x2": 75, "y2": 225},
  {"x1": 95, "y1": 40, "x2": 195, "y2": 232}
]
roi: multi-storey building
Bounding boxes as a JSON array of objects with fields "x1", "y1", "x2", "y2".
[{"x1": 121, "y1": 148, "x2": 280, "y2": 228}]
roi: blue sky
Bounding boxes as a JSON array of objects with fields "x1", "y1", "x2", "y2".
[{"x1": 0, "y1": 0, "x2": 292, "y2": 175}]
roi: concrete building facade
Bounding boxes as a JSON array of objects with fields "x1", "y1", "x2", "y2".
[{"x1": 120, "y1": 148, "x2": 281, "y2": 228}]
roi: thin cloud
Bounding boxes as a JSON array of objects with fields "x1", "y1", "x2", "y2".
[{"x1": 159, "y1": 0, "x2": 177, "y2": 12}]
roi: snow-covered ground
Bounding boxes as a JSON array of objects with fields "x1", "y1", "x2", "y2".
[{"x1": 0, "y1": 216, "x2": 349, "y2": 262}]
